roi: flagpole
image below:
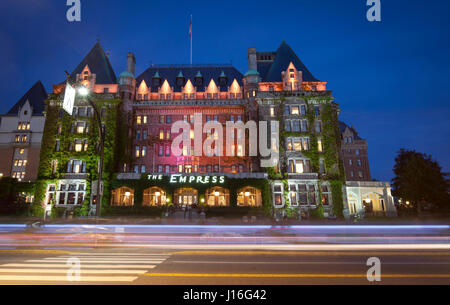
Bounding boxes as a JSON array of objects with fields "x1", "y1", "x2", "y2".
[{"x1": 190, "y1": 14, "x2": 193, "y2": 66}]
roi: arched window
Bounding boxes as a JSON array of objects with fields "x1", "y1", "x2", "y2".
[
  {"x1": 143, "y1": 187, "x2": 166, "y2": 206},
  {"x1": 237, "y1": 187, "x2": 262, "y2": 207},
  {"x1": 111, "y1": 187, "x2": 134, "y2": 206},
  {"x1": 205, "y1": 187, "x2": 230, "y2": 207}
]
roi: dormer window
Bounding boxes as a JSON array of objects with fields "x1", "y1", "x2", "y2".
[
  {"x1": 152, "y1": 71, "x2": 161, "y2": 88},
  {"x1": 176, "y1": 71, "x2": 185, "y2": 87},
  {"x1": 219, "y1": 71, "x2": 227, "y2": 87},
  {"x1": 194, "y1": 71, "x2": 203, "y2": 87}
]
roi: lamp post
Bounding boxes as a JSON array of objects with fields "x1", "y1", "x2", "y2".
[{"x1": 65, "y1": 71, "x2": 104, "y2": 217}]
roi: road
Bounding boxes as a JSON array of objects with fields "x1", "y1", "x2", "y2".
[{"x1": 0, "y1": 224, "x2": 449, "y2": 285}]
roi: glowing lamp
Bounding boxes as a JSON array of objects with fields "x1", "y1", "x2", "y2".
[
  {"x1": 78, "y1": 86, "x2": 90, "y2": 96},
  {"x1": 244, "y1": 192, "x2": 250, "y2": 197},
  {"x1": 155, "y1": 192, "x2": 161, "y2": 197},
  {"x1": 214, "y1": 191, "x2": 220, "y2": 197},
  {"x1": 200, "y1": 198, "x2": 205, "y2": 203},
  {"x1": 364, "y1": 198, "x2": 371, "y2": 204},
  {"x1": 124, "y1": 191, "x2": 131, "y2": 197}
]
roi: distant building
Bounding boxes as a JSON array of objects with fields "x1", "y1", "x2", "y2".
[
  {"x1": 339, "y1": 122, "x2": 371, "y2": 181},
  {"x1": 0, "y1": 81, "x2": 47, "y2": 181},
  {"x1": 338, "y1": 123, "x2": 397, "y2": 218}
]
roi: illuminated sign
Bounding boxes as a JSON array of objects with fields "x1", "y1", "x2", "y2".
[
  {"x1": 63, "y1": 83, "x2": 76, "y2": 115},
  {"x1": 147, "y1": 174, "x2": 225, "y2": 184}
]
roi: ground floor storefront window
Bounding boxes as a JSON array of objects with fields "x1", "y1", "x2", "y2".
[
  {"x1": 111, "y1": 187, "x2": 134, "y2": 206},
  {"x1": 46, "y1": 180, "x2": 86, "y2": 206},
  {"x1": 237, "y1": 186, "x2": 262, "y2": 207},
  {"x1": 143, "y1": 187, "x2": 166, "y2": 206},
  {"x1": 206, "y1": 186, "x2": 230, "y2": 206}
]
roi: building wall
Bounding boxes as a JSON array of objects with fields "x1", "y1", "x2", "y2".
[
  {"x1": 131, "y1": 103, "x2": 256, "y2": 175},
  {"x1": 0, "y1": 147, "x2": 14, "y2": 177},
  {"x1": 0, "y1": 101, "x2": 45, "y2": 181},
  {"x1": 340, "y1": 127, "x2": 371, "y2": 181},
  {"x1": 343, "y1": 181, "x2": 397, "y2": 219}
]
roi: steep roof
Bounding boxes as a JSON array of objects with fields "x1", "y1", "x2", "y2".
[
  {"x1": 6, "y1": 81, "x2": 47, "y2": 116},
  {"x1": 136, "y1": 65, "x2": 243, "y2": 93},
  {"x1": 339, "y1": 121, "x2": 362, "y2": 140},
  {"x1": 258, "y1": 41, "x2": 320, "y2": 82},
  {"x1": 69, "y1": 42, "x2": 117, "y2": 84}
]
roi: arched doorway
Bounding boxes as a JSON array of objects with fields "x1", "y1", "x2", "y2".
[
  {"x1": 111, "y1": 187, "x2": 134, "y2": 206},
  {"x1": 237, "y1": 186, "x2": 262, "y2": 207},
  {"x1": 206, "y1": 186, "x2": 230, "y2": 206},
  {"x1": 143, "y1": 187, "x2": 166, "y2": 206},
  {"x1": 347, "y1": 192, "x2": 358, "y2": 215},
  {"x1": 174, "y1": 188, "x2": 198, "y2": 206},
  {"x1": 362, "y1": 193, "x2": 384, "y2": 215}
]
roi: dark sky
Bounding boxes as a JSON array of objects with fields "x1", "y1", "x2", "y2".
[{"x1": 0, "y1": 0, "x2": 449, "y2": 182}]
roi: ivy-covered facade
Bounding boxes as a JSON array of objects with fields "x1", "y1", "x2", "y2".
[
  {"x1": 32, "y1": 42, "x2": 121, "y2": 217},
  {"x1": 246, "y1": 42, "x2": 345, "y2": 219}
]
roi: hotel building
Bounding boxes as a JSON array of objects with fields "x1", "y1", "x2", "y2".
[{"x1": 29, "y1": 41, "x2": 396, "y2": 219}]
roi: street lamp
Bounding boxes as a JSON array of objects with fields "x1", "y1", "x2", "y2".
[
  {"x1": 65, "y1": 72, "x2": 105, "y2": 217},
  {"x1": 78, "y1": 86, "x2": 89, "y2": 97}
]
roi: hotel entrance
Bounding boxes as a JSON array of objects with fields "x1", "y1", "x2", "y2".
[{"x1": 174, "y1": 188, "x2": 198, "y2": 206}]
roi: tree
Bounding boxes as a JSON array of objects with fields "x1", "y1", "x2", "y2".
[{"x1": 392, "y1": 149, "x2": 449, "y2": 213}]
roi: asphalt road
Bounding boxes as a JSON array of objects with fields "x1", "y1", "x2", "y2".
[{"x1": 0, "y1": 224, "x2": 448, "y2": 285}]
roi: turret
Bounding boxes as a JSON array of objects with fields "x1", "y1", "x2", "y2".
[{"x1": 118, "y1": 52, "x2": 136, "y2": 112}]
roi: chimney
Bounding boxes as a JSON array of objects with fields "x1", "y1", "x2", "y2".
[
  {"x1": 127, "y1": 52, "x2": 136, "y2": 75},
  {"x1": 248, "y1": 47, "x2": 257, "y2": 72}
]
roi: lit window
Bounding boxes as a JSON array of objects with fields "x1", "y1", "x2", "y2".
[
  {"x1": 318, "y1": 139, "x2": 323, "y2": 152},
  {"x1": 287, "y1": 139, "x2": 293, "y2": 151},
  {"x1": 135, "y1": 146, "x2": 140, "y2": 157},
  {"x1": 75, "y1": 141, "x2": 83, "y2": 152},
  {"x1": 273, "y1": 184, "x2": 283, "y2": 206},
  {"x1": 237, "y1": 145, "x2": 244, "y2": 157},
  {"x1": 293, "y1": 140, "x2": 302, "y2": 151},
  {"x1": 295, "y1": 160, "x2": 304, "y2": 173},
  {"x1": 270, "y1": 107, "x2": 275, "y2": 117},
  {"x1": 291, "y1": 106, "x2": 299, "y2": 115},
  {"x1": 136, "y1": 116, "x2": 141, "y2": 125}
]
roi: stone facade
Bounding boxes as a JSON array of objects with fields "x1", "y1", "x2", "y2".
[{"x1": 0, "y1": 82, "x2": 47, "y2": 182}]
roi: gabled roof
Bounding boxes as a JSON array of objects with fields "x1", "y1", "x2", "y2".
[
  {"x1": 258, "y1": 41, "x2": 320, "y2": 82},
  {"x1": 136, "y1": 65, "x2": 243, "y2": 93},
  {"x1": 6, "y1": 81, "x2": 47, "y2": 116},
  {"x1": 339, "y1": 121, "x2": 362, "y2": 140},
  {"x1": 69, "y1": 42, "x2": 117, "y2": 84}
]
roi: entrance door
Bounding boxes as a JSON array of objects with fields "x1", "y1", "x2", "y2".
[{"x1": 175, "y1": 188, "x2": 198, "y2": 206}]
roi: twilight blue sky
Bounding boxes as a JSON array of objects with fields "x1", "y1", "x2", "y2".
[{"x1": 0, "y1": 0, "x2": 449, "y2": 181}]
